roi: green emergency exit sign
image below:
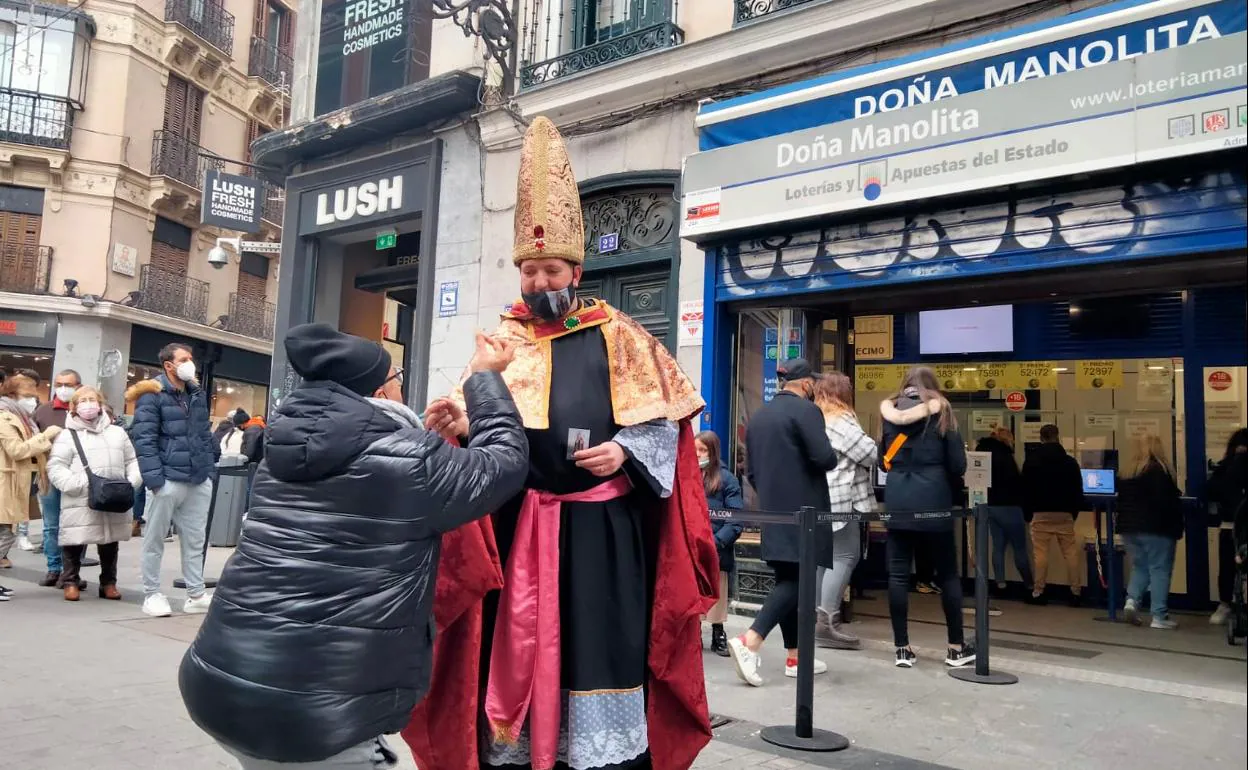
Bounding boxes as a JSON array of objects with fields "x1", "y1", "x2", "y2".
[{"x1": 375, "y1": 230, "x2": 397, "y2": 250}]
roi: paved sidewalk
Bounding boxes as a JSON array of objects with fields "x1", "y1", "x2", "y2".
[{"x1": 2, "y1": 537, "x2": 1245, "y2": 770}]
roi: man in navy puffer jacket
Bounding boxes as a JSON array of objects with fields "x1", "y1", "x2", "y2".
[
  {"x1": 178, "y1": 323, "x2": 529, "y2": 769},
  {"x1": 126, "y1": 342, "x2": 219, "y2": 619}
]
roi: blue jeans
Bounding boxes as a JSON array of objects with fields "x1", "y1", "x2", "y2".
[
  {"x1": 40, "y1": 488, "x2": 62, "y2": 572},
  {"x1": 1124, "y1": 532, "x2": 1177, "y2": 620},
  {"x1": 985, "y1": 505, "x2": 1034, "y2": 588},
  {"x1": 133, "y1": 485, "x2": 146, "y2": 522}
]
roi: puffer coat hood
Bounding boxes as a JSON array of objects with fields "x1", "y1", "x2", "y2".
[
  {"x1": 178, "y1": 372, "x2": 528, "y2": 764},
  {"x1": 46, "y1": 413, "x2": 141, "y2": 546},
  {"x1": 878, "y1": 391, "x2": 967, "y2": 531}
]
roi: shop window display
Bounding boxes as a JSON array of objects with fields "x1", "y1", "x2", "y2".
[
  {"x1": 0, "y1": 351, "x2": 53, "y2": 399},
  {"x1": 211, "y1": 378, "x2": 268, "y2": 423}
]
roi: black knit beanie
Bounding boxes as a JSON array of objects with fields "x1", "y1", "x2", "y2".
[{"x1": 284, "y1": 323, "x2": 391, "y2": 396}]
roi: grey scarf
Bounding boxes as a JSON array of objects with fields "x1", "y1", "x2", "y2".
[{"x1": 367, "y1": 397, "x2": 423, "y2": 429}]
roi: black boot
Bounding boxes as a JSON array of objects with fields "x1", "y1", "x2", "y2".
[
  {"x1": 711, "y1": 624, "x2": 730, "y2": 657},
  {"x1": 39, "y1": 571, "x2": 61, "y2": 587}
]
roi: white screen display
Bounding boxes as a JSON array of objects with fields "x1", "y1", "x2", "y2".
[{"x1": 919, "y1": 305, "x2": 1014, "y2": 355}]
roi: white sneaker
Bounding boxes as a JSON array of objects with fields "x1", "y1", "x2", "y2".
[
  {"x1": 727, "y1": 636, "x2": 765, "y2": 687},
  {"x1": 142, "y1": 593, "x2": 173, "y2": 618},
  {"x1": 17, "y1": 535, "x2": 36, "y2": 552},
  {"x1": 183, "y1": 594, "x2": 213, "y2": 614},
  {"x1": 1210, "y1": 603, "x2": 1232, "y2": 626},
  {"x1": 1150, "y1": 616, "x2": 1178, "y2": 630},
  {"x1": 784, "y1": 657, "x2": 829, "y2": 678},
  {"x1": 1123, "y1": 598, "x2": 1141, "y2": 626}
]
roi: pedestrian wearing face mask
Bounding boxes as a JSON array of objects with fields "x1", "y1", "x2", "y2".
[
  {"x1": 24, "y1": 369, "x2": 84, "y2": 584},
  {"x1": 46, "y1": 387, "x2": 142, "y2": 601},
  {"x1": 697, "y1": 430, "x2": 744, "y2": 656},
  {"x1": 0, "y1": 374, "x2": 63, "y2": 580},
  {"x1": 126, "y1": 342, "x2": 220, "y2": 618}
]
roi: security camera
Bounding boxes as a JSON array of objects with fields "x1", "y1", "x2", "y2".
[{"x1": 208, "y1": 246, "x2": 230, "y2": 269}]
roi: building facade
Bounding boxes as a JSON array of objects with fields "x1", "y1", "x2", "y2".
[
  {"x1": 0, "y1": 0, "x2": 294, "y2": 415},
  {"x1": 684, "y1": 0, "x2": 1247, "y2": 610}
]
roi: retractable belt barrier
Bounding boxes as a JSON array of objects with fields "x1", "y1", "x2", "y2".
[
  {"x1": 706, "y1": 504, "x2": 1015, "y2": 752},
  {"x1": 173, "y1": 464, "x2": 252, "y2": 592}
]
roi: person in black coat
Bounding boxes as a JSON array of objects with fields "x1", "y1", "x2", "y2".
[
  {"x1": 1207, "y1": 428, "x2": 1248, "y2": 625},
  {"x1": 178, "y1": 324, "x2": 529, "y2": 768},
  {"x1": 729, "y1": 359, "x2": 838, "y2": 687},
  {"x1": 975, "y1": 427, "x2": 1035, "y2": 598},
  {"x1": 879, "y1": 366, "x2": 973, "y2": 670},
  {"x1": 1117, "y1": 433, "x2": 1184, "y2": 629},
  {"x1": 1022, "y1": 424, "x2": 1085, "y2": 605},
  {"x1": 696, "y1": 429, "x2": 743, "y2": 657}
]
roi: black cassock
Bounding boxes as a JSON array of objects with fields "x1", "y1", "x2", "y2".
[{"x1": 479, "y1": 326, "x2": 673, "y2": 770}]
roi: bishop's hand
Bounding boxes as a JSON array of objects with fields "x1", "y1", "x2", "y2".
[{"x1": 574, "y1": 441, "x2": 627, "y2": 477}]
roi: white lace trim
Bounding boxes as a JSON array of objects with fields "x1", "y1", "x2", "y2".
[{"x1": 481, "y1": 687, "x2": 648, "y2": 769}]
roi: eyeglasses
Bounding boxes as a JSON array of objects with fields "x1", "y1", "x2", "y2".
[{"x1": 384, "y1": 367, "x2": 404, "y2": 386}]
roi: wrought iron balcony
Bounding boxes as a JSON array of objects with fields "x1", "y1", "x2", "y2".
[
  {"x1": 165, "y1": 0, "x2": 236, "y2": 55},
  {"x1": 225, "y1": 293, "x2": 276, "y2": 340},
  {"x1": 0, "y1": 244, "x2": 53, "y2": 295},
  {"x1": 137, "y1": 264, "x2": 210, "y2": 324},
  {"x1": 519, "y1": 0, "x2": 683, "y2": 88},
  {"x1": 151, "y1": 130, "x2": 224, "y2": 189},
  {"x1": 0, "y1": 89, "x2": 74, "y2": 150},
  {"x1": 248, "y1": 35, "x2": 292, "y2": 91},
  {"x1": 734, "y1": 0, "x2": 820, "y2": 25},
  {"x1": 260, "y1": 181, "x2": 285, "y2": 226}
]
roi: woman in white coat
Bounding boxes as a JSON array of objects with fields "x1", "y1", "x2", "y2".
[{"x1": 46, "y1": 387, "x2": 142, "y2": 601}]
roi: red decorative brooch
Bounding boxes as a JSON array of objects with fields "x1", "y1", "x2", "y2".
[{"x1": 533, "y1": 224, "x2": 546, "y2": 251}]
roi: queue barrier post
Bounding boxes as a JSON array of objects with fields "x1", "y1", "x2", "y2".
[
  {"x1": 1094, "y1": 500, "x2": 1121, "y2": 623},
  {"x1": 172, "y1": 465, "x2": 251, "y2": 590},
  {"x1": 948, "y1": 505, "x2": 1018, "y2": 686},
  {"x1": 759, "y1": 506, "x2": 850, "y2": 752}
]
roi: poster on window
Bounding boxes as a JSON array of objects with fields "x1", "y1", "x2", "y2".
[{"x1": 315, "y1": 0, "x2": 430, "y2": 115}]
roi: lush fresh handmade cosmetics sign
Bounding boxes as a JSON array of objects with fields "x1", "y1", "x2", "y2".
[{"x1": 681, "y1": 33, "x2": 1246, "y2": 239}]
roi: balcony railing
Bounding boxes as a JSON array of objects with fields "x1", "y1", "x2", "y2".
[
  {"x1": 0, "y1": 89, "x2": 74, "y2": 150},
  {"x1": 0, "y1": 244, "x2": 53, "y2": 295},
  {"x1": 165, "y1": 0, "x2": 236, "y2": 56},
  {"x1": 519, "y1": 0, "x2": 683, "y2": 88},
  {"x1": 260, "y1": 180, "x2": 285, "y2": 226},
  {"x1": 248, "y1": 35, "x2": 292, "y2": 91},
  {"x1": 138, "y1": 264, "x2": 210, "y2": 324},
  {"x1": 151, "y1": 130, "x2": 224, "y2": 189},
  {"x1": 226, "y1": 293, "x2": 276, "y2": 340},
  {"x1": 734, "y1": 0, "x2": 820, "y2": 24}
]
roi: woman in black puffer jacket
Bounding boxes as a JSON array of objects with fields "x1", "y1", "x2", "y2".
[
  {"x1": 879, "y1": 366, "x2": 972, "y2": 670},
  {"x1": 178, "y1": 324, "x2": 528, "y2": 767},
  {"x1": 697, "y1": 430, "x2": 743, "y2": 656},
  {"x1": 1117, "y1": 433, "x2": 1184, "y2": 630}
]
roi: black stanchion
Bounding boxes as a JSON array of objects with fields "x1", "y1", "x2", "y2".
[
  {"x1": 949, "y1": 505, "x2": 1018, "y2": 686},
  {"x1": 760, "y1": 506, "x2": 850, "y2": 752},
  {"x1": 1093, "y1": 501, "x2": 1120, "y2": 623}
]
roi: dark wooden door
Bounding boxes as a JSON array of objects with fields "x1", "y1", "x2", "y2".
[{"x1": 580, "y1": 264, "x2": 674, "y2": 351}]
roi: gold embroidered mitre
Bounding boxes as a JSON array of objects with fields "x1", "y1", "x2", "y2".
[{"x1": 514, "y1": 116, "x2": 584, "y2": 266}]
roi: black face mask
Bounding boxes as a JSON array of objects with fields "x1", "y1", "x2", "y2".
[{"x1": 522, "y1": 285, "x2": 576, "y2": 321}]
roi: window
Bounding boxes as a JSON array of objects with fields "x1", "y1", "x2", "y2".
[
  {"x1": 212, "y1": 377, "x2": 269, "y2": 422},
  {"x1": 163, "y1": 75, "x2": 205, "y2": 142},
  {"x1": 256, "y1": 0, "x2": 292, "y2": 51}
]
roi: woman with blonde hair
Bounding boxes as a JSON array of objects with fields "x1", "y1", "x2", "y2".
[
  {"x1": 878, "y1": 366, "x2": 972, "y2": 668},
  {"x1": 46, "y1": 386, "x2": 142, "y2": 601},
  {"x1": 0, "y1": 374, "x2": 62, "y2": 590},
  {"x1": 812, "y1": 372, "x2": 875, "y2": 650},
  {"x1": 1116, "y1": 433, "x2": 1183, "y2": 629}
]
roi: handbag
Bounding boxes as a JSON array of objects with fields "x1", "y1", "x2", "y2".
[{"x1": 69, "y1": 430, "x2": 136, "y2": 514}]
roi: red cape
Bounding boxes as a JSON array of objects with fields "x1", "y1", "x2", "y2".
[{"x1": 403, "y1": 420, "x2": 720, "y2": 770}]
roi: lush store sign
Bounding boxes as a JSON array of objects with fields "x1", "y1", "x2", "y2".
[
  {"x1": 314, "y1": 0, "x2": 430, "y2": 116},
  {"x1": 682, "y1": 31, "x2": 1247, "y2": 239}
]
